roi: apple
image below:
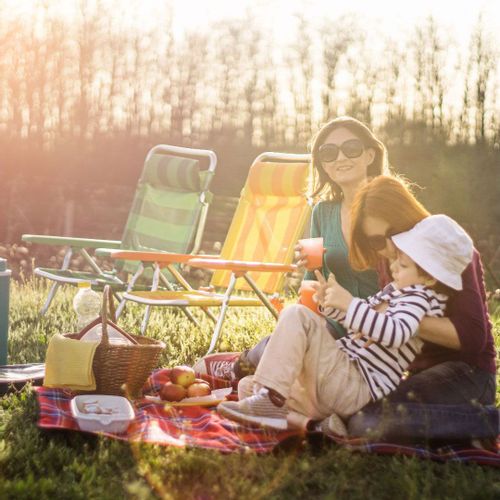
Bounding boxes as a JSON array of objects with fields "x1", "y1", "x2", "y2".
[
  {"x1": 187, "y1": 382, "x2": 212, "y2": 398},
  {"x1": 170, "y1": 365, "x2": 196, "y2": 388},
  {"x1": 160, "y1": 382, "x2": 187, "y2": 402},
  {"x1": 194, "y1": 378, "x2": 206, "y2": 384}
]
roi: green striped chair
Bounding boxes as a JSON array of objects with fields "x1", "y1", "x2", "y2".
[{"x1": 22, "y1": 145, "x2": 217, "y2": 315}]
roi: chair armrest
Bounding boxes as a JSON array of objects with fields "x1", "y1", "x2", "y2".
[
  {"x1": 22, "y1": 234, "x2": 122, "y2": 249},
  {"x1": 188, "y1": 258, "x2": 297, "y2": 273},
  {"x1": 95, "y1": 247, "x2": 124, "y2": 258},
  {"x1": 105, "y1": 250, "x2": 219, "y2": 264}
]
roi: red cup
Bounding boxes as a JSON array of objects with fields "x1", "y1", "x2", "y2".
[
  {"x1": 298, "y1": 237, "x2": 325, "y2": 270},
  {"x1": 298, "y1": 280, "x2": 320, "y2": 314}
]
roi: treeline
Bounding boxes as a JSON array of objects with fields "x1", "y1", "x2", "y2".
[{"x1": 0, "y1": 1, "x2": 499, "y2": 248}]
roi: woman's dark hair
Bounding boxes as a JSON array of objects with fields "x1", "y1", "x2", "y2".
[{"x1": 310, "y1": 116, "x2": 389, "y2": 200}]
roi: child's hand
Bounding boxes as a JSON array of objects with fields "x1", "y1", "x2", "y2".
[
  {"x1": 314, "y1": 270, "x2": 353, "y2": 311},
  {"x1": 302, "y1": 272, "x2": 328, "y2": 306},
  {"x1": 352, "y1": 332, "x2": 375, "y2": 348},
  {"x1": 374, "y1": 302, "x2": 390, "y2": 313}
]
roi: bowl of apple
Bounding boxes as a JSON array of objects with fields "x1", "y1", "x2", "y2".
[{"x1": 146, "y1": 365, "x2": 232, "y2": 407}]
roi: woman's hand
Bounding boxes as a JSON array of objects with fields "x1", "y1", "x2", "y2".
[
  {"x1": 294, "y1": 243, "x2": 308, "y2": 269},
  {"x1": 351, "y1": 302, "x2": 389, "y2": 346},
  {"x1": 314, "y1": 270, "x2": 353, "y2": 311}
]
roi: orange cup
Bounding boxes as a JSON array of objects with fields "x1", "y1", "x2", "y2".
[
  {"x1": 298, "y1": 280, "x2": 320, "y2": 314},
  {"x1": 298, "y1": 237, "x2": 325, "y2": 270}
]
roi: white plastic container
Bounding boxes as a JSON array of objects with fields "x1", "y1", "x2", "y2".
[{"x1": 70, "y1": 395, "x2": 135, "y2": 433}]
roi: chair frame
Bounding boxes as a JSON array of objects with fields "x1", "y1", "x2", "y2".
[
  {"x1": 23, "y1": 144, "x2": 217, "y2": 315},
  {"x1": 103, "y1": 151, "x2": 312, "y2": 353}
]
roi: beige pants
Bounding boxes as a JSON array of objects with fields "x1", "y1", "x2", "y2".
[{"x1": 252, "y1": 304, "x2": 371, "y2": 423}]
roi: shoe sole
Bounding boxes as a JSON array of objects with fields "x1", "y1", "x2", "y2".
[{"x1": 218, "y1": 403, "x2": 288, "y2": 431}]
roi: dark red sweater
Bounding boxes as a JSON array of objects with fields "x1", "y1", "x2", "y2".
[{"x1": 379, "y1": 250, "x2": 496, "y2": 374}]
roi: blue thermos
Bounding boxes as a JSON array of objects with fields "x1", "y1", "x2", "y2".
[{"x1": 0, "y1": 258, "x2": 11, "y2": 365}]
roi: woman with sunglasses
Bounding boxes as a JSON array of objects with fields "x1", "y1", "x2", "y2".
[
  {"x1": 346, "y1": 175, "x2": 497, "y2": 447},
  {"x1": 225, "y1": 116, "x2": 390, "y2": 376},
  {"x1": 301, "y1": 116, "x2": 391, "y2": 332}
]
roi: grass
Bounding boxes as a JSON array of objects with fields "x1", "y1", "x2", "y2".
[{"x1": 1, "y1": 278, "x2": 500, "y2": 499}]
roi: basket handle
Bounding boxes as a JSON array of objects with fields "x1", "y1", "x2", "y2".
[
  {"x1": 106, "y1": 286, "x2": 117, "y2": 323},
  {"x1": 100, "y1": 285, "x2": 115, "y2": 346},
  {"x1": 100, "y1": 286, "x2": 139, "y2": 346}
]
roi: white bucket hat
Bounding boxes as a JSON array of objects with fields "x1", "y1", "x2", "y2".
[{"x1": 391, "y1": 214, "x2": 473, "y2": 290}]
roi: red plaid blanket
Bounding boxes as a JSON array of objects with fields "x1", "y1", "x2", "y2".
[
  {"x1": 36, "y1": 369, "x2": 297, "y2": 453},
  {"x1": 36, "y1": 368, "x2": 500, "y2": 466}
]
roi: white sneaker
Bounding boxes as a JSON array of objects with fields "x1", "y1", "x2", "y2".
[
  {"x1": 217, "y1": 388, "x2": 288, "y2": 430},
  {"x1": 316, "y1": 413, "x2": 348, "y2": 437},
  {"x1": 237, "y1": 375, "x2": 256, "y2": 400}
]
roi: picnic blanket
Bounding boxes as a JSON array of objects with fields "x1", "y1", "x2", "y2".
[
  {"x1": 36, "y1": 369, "x2": 297, "y2": 453},
  {"x1": 36, "y1": 368, "x2": 500, "y2": 467}
]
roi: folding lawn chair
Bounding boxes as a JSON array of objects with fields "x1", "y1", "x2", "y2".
[
  {"x1": 22, "y1": 145, "x2": 218, "y2": 316},
  {"x1": 104, "y1": 152, "x2": 312, "y2": 353}
]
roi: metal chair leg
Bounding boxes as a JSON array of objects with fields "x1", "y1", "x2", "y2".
[
  {"x1": 141, "y1": 263, "x2": 161, "y2": 334},
  {"x1": 205, "y1": 272, "x2": 238, "y2": 355},
  {"x1": 40, "y1": 247, "x2": 73, "y2": 315},
  {"x1": 158, "y1": 269, "x2": 200, "y2": 326},
  {"x1": 116, "y1": 263, "x2": 144, "y2": 318},
  {"x1": 244, "y1": 273, "x2": 279, "y2": 319},
  {"x1": 141, "y1": 305, "x2": 152, "y2": 334},
  {"x1": 40, "y1": 282, "x2": 60, "y2": 315},
  {"x1": 164, "y1": 264, "x2": 215, "y2": 323}
]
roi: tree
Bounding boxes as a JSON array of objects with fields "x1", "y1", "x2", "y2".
[
  {"x1": 318, "y1": 14, "x2": 356, "y2": 123},
  {"x1": 287, "y1": 13, "x2": 314, "y2": 147},
  {"x1": 409, "y1": 16, "x2": 452, "y2": 140}
]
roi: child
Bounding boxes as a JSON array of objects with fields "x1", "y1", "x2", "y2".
[{"x1": 217, "y1": 215, "x2": 474, "y2": 434}]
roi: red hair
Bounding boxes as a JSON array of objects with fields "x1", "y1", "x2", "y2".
[{"x1": 350, "y1": 175, "x2": 431, "y2": 270}]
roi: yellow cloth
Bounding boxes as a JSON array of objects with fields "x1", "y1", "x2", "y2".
[{"x1": 44, "y1": 334, "x2": 99, "y2": 391}]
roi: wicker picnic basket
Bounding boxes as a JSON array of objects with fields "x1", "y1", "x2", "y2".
[{"x1": 66, "y1": 286, "x2": 165, "y2": 397}]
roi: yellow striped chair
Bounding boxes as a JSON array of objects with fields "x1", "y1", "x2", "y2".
[{"x1": 109, "y1": 152, "x2": 312, "y2": 353}]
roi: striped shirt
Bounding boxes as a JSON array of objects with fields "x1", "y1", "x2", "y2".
[{"x1": 321, "y1": 284, "x2": 448, "y2": 401}]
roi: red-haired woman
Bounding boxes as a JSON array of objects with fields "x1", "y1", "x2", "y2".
[
  {"x1": 227, "y1": 176, "x2": 497, "y2": 444},
  {"x1": 346, "y1": 176, "x2": 497, "y2": 445}
]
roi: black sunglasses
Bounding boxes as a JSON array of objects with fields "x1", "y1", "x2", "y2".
[
  {"x1": 366, "y1": 228, "x2": 399, "y2": 252},
  {"x1": 318, "y1": 139, "x2": 364, "y2": 163}
]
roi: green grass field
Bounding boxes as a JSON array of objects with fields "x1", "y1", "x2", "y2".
[{"x1": 1, "y1": 279, "x2": 500, "y2": 499}]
